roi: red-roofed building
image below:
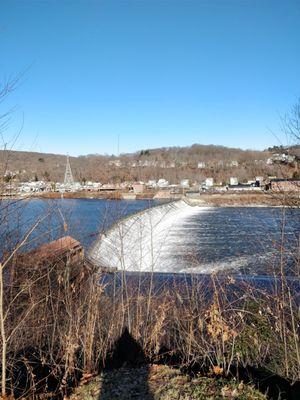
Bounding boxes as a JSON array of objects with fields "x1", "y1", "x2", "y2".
[{"x1": 28, "y1": 236, "x2": 84, "y2": 265}]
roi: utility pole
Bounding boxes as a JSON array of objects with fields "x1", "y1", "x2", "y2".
[{"x1": 64, "y1": 155, "x2": 74, "y2": 185}]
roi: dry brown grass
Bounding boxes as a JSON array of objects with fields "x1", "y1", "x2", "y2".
[
  {"x1": 0, "y1": 198, "x2": 299, "y2": 398},
  {"x1": 2, "y1": 257, "x2": 299, "y2": 398}
]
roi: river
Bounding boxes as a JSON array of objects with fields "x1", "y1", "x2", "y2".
[{"x1": 0, "y1": 198, "x2": 299, "y2": 276}]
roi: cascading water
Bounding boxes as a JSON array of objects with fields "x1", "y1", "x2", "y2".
[{"x1": 88, "y1": 200, "x2": 212, "y2": 273}]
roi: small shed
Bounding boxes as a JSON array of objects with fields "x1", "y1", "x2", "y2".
[{"x1": 27, "y1": 236, "x2": 84, "y2": 265}]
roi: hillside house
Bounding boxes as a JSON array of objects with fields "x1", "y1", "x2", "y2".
[
  {"x1": 227, "y1": 160, "x2": 239, "y2": 167},
  {"x1": 268, "y1": 153, "x2": 296, "y2": 165},
  {"x1": 109, "y1": 159, "x2": 122, "y2": 167},
  {"x1": 197, "y1": 162, "x2": 206, "y2": 169}
]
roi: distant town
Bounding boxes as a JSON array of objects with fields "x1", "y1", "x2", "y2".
[{"x1": 1, "y1": 145, "x2": 300, "y2": 199}]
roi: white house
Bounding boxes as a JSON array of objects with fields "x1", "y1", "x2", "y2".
[
  {"x1": 197, "y1": 162, "x2": 206, "y2": 169},
  {"x1": 147, "y1": 180, "x2": 157, "y2": 188},
  {"x1": 205, "y1": 178, "x2": 214, "y2": 187},
  {"x1": 230, "y1": 177, "x2": 238, "y2": 186},
  {"x1": 180, "y1": 179, "x2": 190, "y2": 188},
  {"x1": 157, "y1": 179, "x2": 169, "y2": 188}
]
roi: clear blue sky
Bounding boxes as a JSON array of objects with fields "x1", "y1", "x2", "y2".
[{"x1": 1, "y1": 0, "x2": 300, "y2": 156}]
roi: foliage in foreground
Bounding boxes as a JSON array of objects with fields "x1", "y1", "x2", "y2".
[
  {"x1": 0, "y1": 200, "x2": 299, "y2": 398},
  {"x1": 1, "y1": 256, "x2": 299, "y2": 398}
]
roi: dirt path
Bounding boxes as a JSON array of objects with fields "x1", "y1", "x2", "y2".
[{"x1": 69, "y1": 365, "x2": 266, "y2": 400}]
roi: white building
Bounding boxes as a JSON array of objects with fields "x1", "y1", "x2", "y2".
[
  {"x1": 229, "y1": 177, "x2": 238, "y2": 186},
  {"x1": 197, "y1": 162, "x2": 206, "y2": 169},
  {"x1": 228, "y1": 160, "x2": 239, "y2": 167},
  {"x1": 109, "y1": 159, "x2": 122, "y2": 167},
  {"x1": 147, "y1": 180, "x2": 157, "y2": 188},
  {"x1": 269, "y1": 153, "x2": 295, "y2": 164},
  {"x1": 157, "y1": 179, "x2": 169, "y2": 188},
  {"x1": 19, "y1": 181, "x2": 49, "y2": 193},
  {"x1": 180, "y1": 179, "x2": 190, "y2": 188},
  {"x1": 205, "y1": 178, "x2": 214, "y2": 187},
  {"x1": 83, "y1": 182, "x2": 101, "y2": 191},
  {"x1": 56, "y1": 181, "x2": 83, "y2": 193}
]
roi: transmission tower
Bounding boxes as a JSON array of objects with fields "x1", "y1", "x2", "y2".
[{"x1": 64, "y1": 155, "x2": 74, "y2": 185}]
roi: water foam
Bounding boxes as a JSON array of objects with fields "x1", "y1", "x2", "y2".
[{"x1": 89, "y1": 200, "x2": 212, "y2": 273}]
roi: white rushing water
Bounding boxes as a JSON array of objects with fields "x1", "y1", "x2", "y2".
[{"x1": 89, "y1": 200, "x2": 213, "y2": 273}]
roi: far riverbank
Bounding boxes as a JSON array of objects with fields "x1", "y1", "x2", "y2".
[{"x1": 2, "y1": 190, "x2": 298, "y2": 207}]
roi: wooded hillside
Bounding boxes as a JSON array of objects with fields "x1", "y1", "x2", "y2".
[{"x1": 0, "y1": 143, "x2": 293, "y2": 183}]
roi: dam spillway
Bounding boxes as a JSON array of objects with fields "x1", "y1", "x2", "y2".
[
  {"x1": 3, "y1": 198, "x2": 299, "y2": 274},
  {"x1": 88, "y1": 200, "x2": 212, "y2": 273}
]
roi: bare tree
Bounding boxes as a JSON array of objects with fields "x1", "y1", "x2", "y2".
[{"x1": 281, "y1": 99, "x2": 300, "y2": 144}]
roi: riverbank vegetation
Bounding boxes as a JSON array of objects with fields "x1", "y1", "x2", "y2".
[{"x1": 0, "y1": 223, "x2": 299, "y2": 399}]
